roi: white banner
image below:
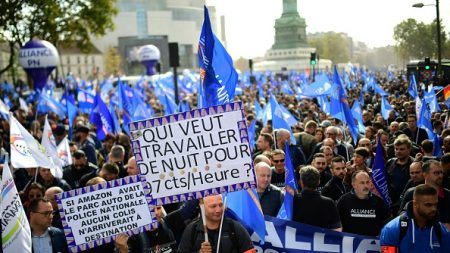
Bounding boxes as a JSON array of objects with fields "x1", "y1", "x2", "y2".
[
  {"x1": 130, "y1": 102, "x2": 256, "y2": 205},
  {"x1": 56, "y1": 175, "x2": 157, "y2": 253},
  {"x1": 1, "y1": 160, "x2": 32, "y2": 253}
]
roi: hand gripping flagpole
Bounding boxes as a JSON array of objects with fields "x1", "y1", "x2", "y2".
[{"x1": 199, "y1": 198, "x2": 209, "y2": 242}]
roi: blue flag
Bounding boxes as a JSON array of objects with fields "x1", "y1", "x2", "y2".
[
  {"x1": 351, "y1": 100, "x2": 366, "y2": 133},
  {"x1": 330, "y1": 66, "x2": 359, "y2": 144},
  {"x1": 37, "y1": 93, "x2": 66, "y2": 119},
  {"x1": 301, "y1": 73, "x2": 333, "y2": 97},
  {"x1": 255, "y1": 100, "x2": 263, "y2": 120},
  {"x1": 248, "y1": 119, "x2": 256, "y2": 151},
  {"x1": 132, "y1": 103, "x2": 153, "y2": 121},
  {"x1": 280, "y1": 80, "x2": 294, "y2": 95},
  {"x1": 424, "y1": 87, "x2": 441, "y2": 113},
  {"x1": 226, "y1": 189, "x2": 266, "y2": 243},
  {"x1": 373, "y1": 81, "x2": 388, "y2": 96},
  {"x1": 372, "y1": 136, "x2": 392, "y2": 208},
  {"x1": 417, "y1": 98, "x2": 433, "y2": 140},
  {"x1": 270, "y1": 94, "x2": 296, "y2": 145},
  {"x1": 109, "y1": 104, "x2": 121, "y2": 134},
  {"x1": 381, "y1": 96, "x2": 393, "y2": 120},
  {"x1": 178, "y1": 100, "x2": 190, "y2": 113},
  {"x1": 408, "y1": 75, "x2": 419, "y2": 98},
  {"x1": 162, "y1": 94, "x2": 177, "y2": 115},
  {"x1": 118, "y1": 81, "x2": 134, "y2": 134},
  {"x1": 317, "y1": 95, "x2": 330, "y2": 115},
  {"x1": 277, "y1": 142, "x2": 297, "y2": 220},
  {"x1": 77, "y1": 89, "x2": 95, "y2": 113},
  {"x1": 89, "y1": 94, "x2": 115, "y2": 141},
  {"x1": 433, "y1": 134, "x2": 443, "y2": 158},
  {"x1": 198, "y1": 6, "x2": 238, "y2": 108}
]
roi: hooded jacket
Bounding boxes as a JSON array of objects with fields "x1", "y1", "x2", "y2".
[{"x1": 380, "y1": 202, "x2": 450, "y2": 253}]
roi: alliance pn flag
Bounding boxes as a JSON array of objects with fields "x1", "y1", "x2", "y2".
[
  {"x1": 10, "y1": 114, "x2": 53, "y2": 170},
  {"x1": 198, "y1": 6, "x2": 238, "y2": 108}
]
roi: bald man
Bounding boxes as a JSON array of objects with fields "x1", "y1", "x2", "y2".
[
  {"x1": 126, "y1": 156, "x2": 140, "y2": 176},
  {"x1": 255, "y1": 162, "x2": 284, "y2": 216},
  {"x1": 45, "y1": 186, "x2": 64, "y2": 229},
  {"x1": 178, "y1": 195, "x2": 255, "y2": 253}
]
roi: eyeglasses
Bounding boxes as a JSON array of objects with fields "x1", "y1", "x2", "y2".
[
  {"x1": 273, "y1": 159, "x2": 285, "y2": 164},
  {"x1": 28, "y1": 194, "x2": 43, "y2": 198},
  {"x1": 32, "y1": 211, "x2": 56, "y2": 217}
]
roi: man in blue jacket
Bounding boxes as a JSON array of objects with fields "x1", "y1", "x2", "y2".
[
  {"x1": 380, "y1": 184, "x2": 450, "y2": 253},
  {"x1": 29, "y1": 198, "x2": 68, "y2": 253}
]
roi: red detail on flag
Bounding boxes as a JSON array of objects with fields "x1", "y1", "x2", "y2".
[
  {"x1": 444, "y1": 85, "x2": 450, "y2": 101},
  {"x1": 380, "y1": 246, "x2": 398, "y2": 253}
]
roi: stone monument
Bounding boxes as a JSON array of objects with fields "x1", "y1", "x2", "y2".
[{"x1": 254, "y1": 0, "x2": 331, "y2": 72}]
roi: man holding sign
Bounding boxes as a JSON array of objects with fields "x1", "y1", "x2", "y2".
[{"x1": 177, "y1": 194, "x2": 255, "y2": 253}]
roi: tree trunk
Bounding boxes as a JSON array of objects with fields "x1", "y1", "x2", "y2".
[{"x1": 0, "y1": 41, "x2": 16, "y2": 76}]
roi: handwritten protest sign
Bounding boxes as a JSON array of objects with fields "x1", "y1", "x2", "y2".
[
  {"x1": 56, "y1": 175, "x2": 157, "y2": 253},
  {"x1": 129, "y1": 101, "x2": 256, "y2": 205}
]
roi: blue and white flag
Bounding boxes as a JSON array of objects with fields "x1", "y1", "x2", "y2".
[
  {"x1": 277, "y1": 142, "x2": 297, "y2": 220},
  {"x1": 301, "y1": 73, "x2": 332, "y2": 97},
  {"x1": 408, "y1": 74, "x2": 419, "y2": 98},
  {"x1": 198, "y1": 6, "x2": 238, "y2": 108},
  {"x1": 37, "y1": 93, "x2": 66, "y2": 119},
  {"x1": 0, "y1": 98, "x2": 10, "y2": 119},
  {"x1": 270, "y1": 94, "x2": 296, "y2": 145},
  {"x1": 77, "y1": 89, "x2": 95, "y2": 114},
  {"x1": 380, "y1": 96, "x2": 393, "y2": 120},
  {"x1": 371, "y1": 136, "x2": 392, "y2": 208},
  {"x1": 89, "y1": 94, "x2": 115, "y2": 141},
  {"x1": 226, "y1": 189, "x2": 266, "y2": 243},
  {"x1": 1, "y1": 158, "x2": 32, "y2": 253}
]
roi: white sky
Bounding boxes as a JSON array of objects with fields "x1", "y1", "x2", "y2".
[{"x1": 206, "y1": 0, "x2": 450, "y2": 59}]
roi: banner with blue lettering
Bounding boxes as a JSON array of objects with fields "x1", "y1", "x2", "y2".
[{"x1": 251, "y1": 216, "x2": 380, "y2": 253}]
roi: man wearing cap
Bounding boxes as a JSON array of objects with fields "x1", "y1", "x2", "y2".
[
  {"x1": 74, "y1": 124, "x2": 97, "y2": 165},
  {"x1": 63, "y1": 150, "x2": 98, "y2": 189},
  {"x1": 52, "y1": 123, "x2": 67, "y2": 146}
]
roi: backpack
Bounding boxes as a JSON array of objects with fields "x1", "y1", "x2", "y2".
[
  {"x1": 190, "y1": 218, "x2": 239, "y2": 253},
  {"x1": 398, "y1": 213, "x2": 442, "y2": 244}
]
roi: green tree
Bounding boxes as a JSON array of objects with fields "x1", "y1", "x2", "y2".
[
  {"x1": 393, "y1": 18, "x2": 447, "y2": 61},
  {"x1": 0, "y1": 0, "x2": 118, "y2": 75},
  {"x1": 308, "y1": 32, "x2": 350, "y2": 64},
  {"x1": 104, "y1": 46, "x2": 122, "y2": 76}
]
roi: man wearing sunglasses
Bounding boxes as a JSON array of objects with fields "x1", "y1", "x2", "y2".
[
  {"x1": 270, "y1": 149, "x2": 286, "y2": 188},
  {"x1": 29, "y1": 198, "x2": 68, "y2": 253}
]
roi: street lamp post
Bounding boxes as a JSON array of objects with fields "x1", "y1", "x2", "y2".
[{"x1": 413, "y1": 0, "x2": 442, "y2": 79}]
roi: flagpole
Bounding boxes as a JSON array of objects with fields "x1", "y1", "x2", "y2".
[
  {"x1": 434, "y1": 84, "x2": 449, "y2": 96},
  {"x1": 216, "y1": 194, "x2": 227, "y2": 253}
]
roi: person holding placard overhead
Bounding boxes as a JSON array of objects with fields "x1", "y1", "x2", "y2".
[{"x1": 177, "y1": 194, "x2": 255, "y2": 253}]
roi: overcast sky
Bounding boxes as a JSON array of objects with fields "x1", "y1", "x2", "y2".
[{"x1": 206, "y1": 0, "x2": 450, "y2": 59}]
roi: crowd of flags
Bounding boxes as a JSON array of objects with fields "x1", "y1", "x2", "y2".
[{"x1": 2, "y1": 4, "x2": 450, "y2": 251}]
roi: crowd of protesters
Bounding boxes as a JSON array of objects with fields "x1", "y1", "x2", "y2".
[{"x1": 1, "y1": 69, "x2": 450, "y2": 252}]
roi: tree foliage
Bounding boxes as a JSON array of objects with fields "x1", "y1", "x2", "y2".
[
  {"x1": 104, "y1": 46, "x2": 122, "y2": 76},
  {"x1": 393, "y1": 18, "x2": 447, "y2": 61},
  {"x1": 308, "y1": 32, "x2": 350, "y2": 64},
  {"x1": 0, "y1": 0, "x2": 118, "y2": 75}
]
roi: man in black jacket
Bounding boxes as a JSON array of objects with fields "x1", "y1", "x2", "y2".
[
  {"x1": 178, "y1": 194, "x2": 255, "y2": 253},
  {"x1": 322, "y1": 156, "x2": 351, "y2": 201},
  {"x1": 255, "y1": 162, "x2": 284, "y2": 216},
  {"x1": 63, "y1": 150, "x2": 97, "y2": 189}
]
